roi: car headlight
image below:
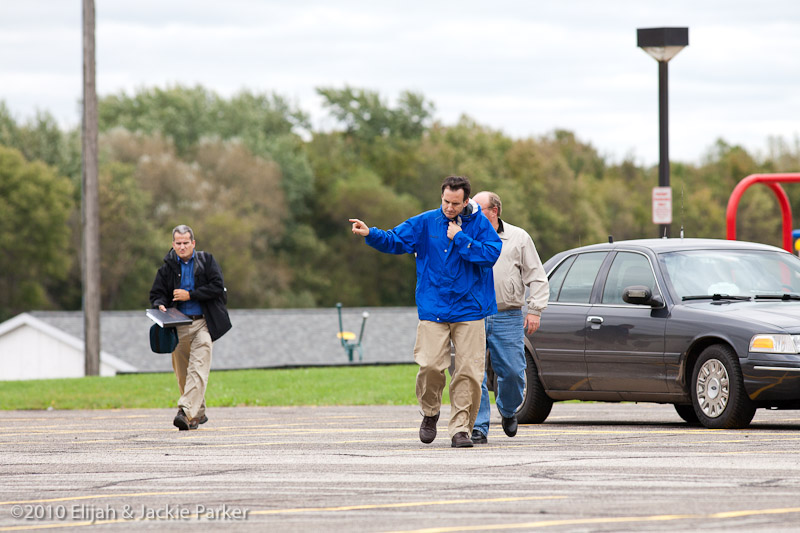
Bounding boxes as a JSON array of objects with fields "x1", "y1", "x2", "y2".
[{"x1": 749, "y1": 334, "x2": 800, "y2": 354}]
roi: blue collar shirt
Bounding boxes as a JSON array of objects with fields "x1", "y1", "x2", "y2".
[{"x1": 177, "y1": 251, "x2": 203, "y2": 316}]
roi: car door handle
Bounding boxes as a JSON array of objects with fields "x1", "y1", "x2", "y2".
[{"x1": 587, "y1": 316, "x2": 604, "y2": 324}]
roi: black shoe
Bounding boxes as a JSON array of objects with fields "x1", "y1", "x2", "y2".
[
  {"x1": 173, "y1": 409, "x2": 198, "y2": 431},
  {"x1": 451, "y1": 432, "x2": 474, "y2": 448},
  {"x1": 198, "y1": 414, "x2": 208, "y2": 425},
  {"x1": 501, "y1": 414, "x2": 518, "y2": 437},
  {"x1": 471, "y1": 429, "x2": 488, "y2": 444},
  {"x1": 419, "y1": 412, "x2": 440, "y2": 444}
]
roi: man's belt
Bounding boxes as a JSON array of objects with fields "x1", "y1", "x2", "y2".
[{"x1": 187, "y1": 314, "x2": 204, "y2": 320}]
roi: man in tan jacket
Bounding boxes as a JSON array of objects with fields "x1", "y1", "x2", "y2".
[{"x1": 471, "y1": 191, "x2": 549, "y2": 443}]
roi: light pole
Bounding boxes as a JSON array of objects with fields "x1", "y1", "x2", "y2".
[{"x1": 637, "y1": 27, "x2": 688, "y2": 238}]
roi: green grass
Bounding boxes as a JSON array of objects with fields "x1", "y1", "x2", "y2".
[{"x1": 0, "y1": 365, "x2": 452, "y2": 410}]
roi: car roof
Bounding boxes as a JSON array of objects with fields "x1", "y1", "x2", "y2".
[{"x1": 551, "y1": 238, "x2": 787, "y2": 258}]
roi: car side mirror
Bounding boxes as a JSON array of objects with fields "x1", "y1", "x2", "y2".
[{"x1": 623, "y1": 285, "x2": 664, "y2": 308}]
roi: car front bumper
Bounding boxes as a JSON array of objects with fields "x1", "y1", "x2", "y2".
[{"x1": 743, "y1": 354, "x2": 800, "y2": 402}]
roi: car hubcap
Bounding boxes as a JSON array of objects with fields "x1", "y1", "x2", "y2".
[{"x1": 696, "y1": 358, "x2": 729, "y2": 418}]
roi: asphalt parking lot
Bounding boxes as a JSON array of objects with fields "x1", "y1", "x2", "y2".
[{"x1": 2, "y1": 403, "x2": 800, "y2": 532}]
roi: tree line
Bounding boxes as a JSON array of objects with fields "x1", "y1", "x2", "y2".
[{"x1": 1, "y1": 85, "x2": 799, "y2": 320}]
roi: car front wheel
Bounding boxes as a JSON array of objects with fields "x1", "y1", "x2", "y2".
[
  {"x1": 691, "y1": 344, "x2": 755, "y2": 429},
  {"x1": 516, "y1": 349, "x2": 553, "y2": 424}
]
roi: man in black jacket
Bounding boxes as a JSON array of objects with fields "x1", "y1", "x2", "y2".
[{"x1": 149, "y1": 225, "x2": 232, "y2": 430}]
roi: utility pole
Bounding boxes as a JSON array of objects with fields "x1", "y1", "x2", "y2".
[{"x1": 82, "y1": 0, "x2": 100, "y2": 375}]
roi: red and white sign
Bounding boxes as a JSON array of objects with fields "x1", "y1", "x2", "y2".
[{"x1": 652, "y1": 187, "x2": 672, "y2": 224}]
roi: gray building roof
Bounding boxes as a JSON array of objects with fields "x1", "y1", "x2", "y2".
[{"x1": 29, "y1": 307, "x2": 419, "y2": 373}]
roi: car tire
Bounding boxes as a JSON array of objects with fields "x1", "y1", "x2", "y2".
[
  {"x1": 690, "y1": 344, "x2": 756, "y2": 429},
  {"x1": 673, "y1": 404, "x2": 700, "y2": 425},
  {"x1": 516, "y1": 349, "x2": 553, "y2": 424}
]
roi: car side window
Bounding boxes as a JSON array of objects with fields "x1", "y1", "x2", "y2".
[
  {"x1": 547, "y1": 255, "x2": 576, "y2": 302},
  {"x1": 556, "y1": 252, "x2": 607, "y2": 303},
  {"x1": 602, "y1": 252, "x2": 656, "y2": 304}
]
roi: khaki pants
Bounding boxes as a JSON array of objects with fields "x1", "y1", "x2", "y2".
[
  {"x1": 172, "y1": 318, "x2": 213, "y2": 420},
  {"x1": 414, "y1": 319, "x2": 486, "y2": 437}
]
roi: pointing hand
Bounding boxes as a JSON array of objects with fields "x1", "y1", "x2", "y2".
[{"x1": 349, "y1": 219, "x2": 369, "y2": 237}]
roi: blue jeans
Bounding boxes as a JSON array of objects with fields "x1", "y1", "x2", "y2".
[{"x1": 474, "y1": 309, "x2": 526, "y2": 437}]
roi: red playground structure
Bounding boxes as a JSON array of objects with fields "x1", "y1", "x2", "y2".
[{"x1": 726, "y1": 173, "x2": 800, "y2": 252}]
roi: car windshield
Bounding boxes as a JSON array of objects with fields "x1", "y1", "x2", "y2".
[{"x1": 660, "y1": 249, "x2": 800, "y2": 300}]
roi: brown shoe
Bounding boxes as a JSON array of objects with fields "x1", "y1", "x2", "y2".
[
  {"x1": 173, "y1": 409, "x2": 199, "y2": 431},
  {"x1": 419, "y1": 412, "x2": 440, "y2": 444},
  {"x1": 451, "y1": 432, "x2": 474, "y2": 448}
]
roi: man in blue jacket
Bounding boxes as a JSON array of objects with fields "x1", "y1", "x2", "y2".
[{"x1": 350, "y1": 176, "x2": 501, "y2": 447}]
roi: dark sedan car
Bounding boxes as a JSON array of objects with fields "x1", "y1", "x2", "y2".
[{"x1": 516, "y1": 238, "x2": 800, "y2": 429}]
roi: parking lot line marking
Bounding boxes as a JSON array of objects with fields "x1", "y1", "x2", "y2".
[
  {"x1": 0, "y1": 516, "x2": 183, "y2": 531},
  {"x1": 384, "y1": 514, "x2": 694, "y2": 532},
  {"x1": 0, "y1": 521, "x2": 98, "y2": 530},
  {"x1": 382, "y1": 506, "x2": 800, "y2": 532},
  {"x1": 3, "y1": 505, "x2": 799, "y2": 533},
  {"x1": 0, "y1": 491, "x2": 209, "y2": 506},
  {"x1": 109, "y1": 432, "x2": 800, "y2": 452},
  {"x1": 712, "y1": 506, "x2": 800, "y2": 518},
  {"x1": 521, "y1": 428, "x2": 700, "y2": 435},
  {"x1": 172, "y1": 427, "x2": 413, "y2": 439},
  {"x1": 113, "y1": 441, "x2": 309, "y2": 451},
  {"x1": 6, "y1": 424, "x2": 795, "y2": 441},
  {"x1": 0, "y1": 497, "x2": 564, "y2": 531},
  {"x1": 249, "y1": 495, "x2": 566, "y2": 515},
  {"x1": 0, "y1": 423, "x2": 338, "y2": 437},
  {"x1": 0, "y1": 429, "x2": 144, "y2": 436},
  {"x1": 0, "y1": 416, "x2": 386, "y2": 430},
  {"x1": 113, "y1": 437, "x2": 436, "y2": 451},
  {"x1": 721, "y1": 449, "x2": 800, "y2": 455}
]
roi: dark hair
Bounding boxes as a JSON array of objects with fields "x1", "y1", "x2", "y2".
[{"x1": 441, "y1": 175, "x2": 471, "y2": 201}]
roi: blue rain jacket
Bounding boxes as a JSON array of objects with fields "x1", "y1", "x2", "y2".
[{"x1": 365, "y1": 201, "x2": 502, "y2": 323}]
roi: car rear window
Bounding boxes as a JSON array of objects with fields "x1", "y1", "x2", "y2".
[{"x1": 551, "y1": 252, "x2": 607, "y2": 303}]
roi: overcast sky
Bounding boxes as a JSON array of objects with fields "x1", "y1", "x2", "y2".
[{"x1": 2, "y1": 1, "x2": 798, "y2": 166}]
